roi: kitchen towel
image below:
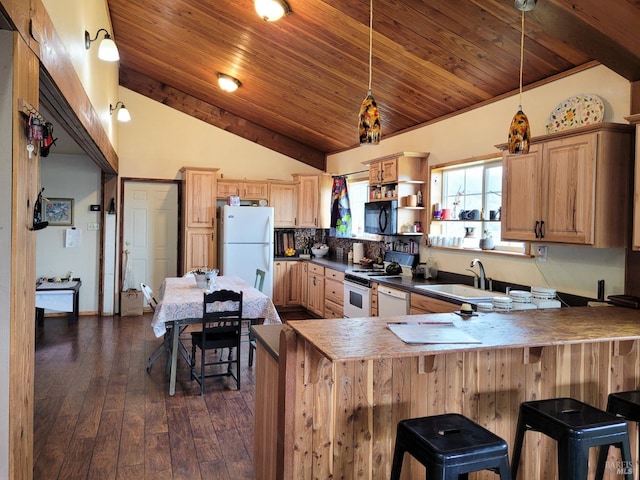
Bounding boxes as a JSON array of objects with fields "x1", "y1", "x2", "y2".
[{"x1": 353, "y1": 243, "x2": 364, "y2": 264}]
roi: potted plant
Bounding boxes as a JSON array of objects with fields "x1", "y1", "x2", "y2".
[{"x1": 479, "y1": 230, "x2": 495, "y2": 250}]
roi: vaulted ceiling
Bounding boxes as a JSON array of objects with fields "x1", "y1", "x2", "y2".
[{"x1": 107, "y1": 0, "x2": 640, "y2": 170}]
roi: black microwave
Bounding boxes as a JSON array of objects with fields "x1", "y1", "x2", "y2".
[{"x1": 364, "y1": 200, "x2": 397, "y2": 235}]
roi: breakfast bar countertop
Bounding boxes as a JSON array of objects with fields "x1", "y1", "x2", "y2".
[{"x1": 287, "y1": 306, "x2": 640, "y2": 362}]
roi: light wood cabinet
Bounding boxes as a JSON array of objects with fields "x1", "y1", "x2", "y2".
[
  {"x1": 630, "y1": 116, "x2": 640, "y2": 250},
  {"x1": 269, "y1": 182, "x2": 298, "y2": 227},
  {"x1": 273, "y1": 260, "x2": 303, "y2": 307},
  {"x1": 183, "y1": 168, "x2": 217, "y2": 228},
  {"x1": 307, "y1": 263, "x2": 324, "y2": 317},
  {"x1": 369, "y1": 158, "x2": 397, "y2": 185},
  {"x1": 501, "y1": 124, "x2": 633, "y2": 247},
  {"x1": 292, "y1": 174, "x2": 332, "y2": 228},
  {"x1": 410, "y1": 293, "x2": 457, "y2": 314},
  {"x1": 217, "y1": 179, "x2": 268, "y2": 200},
  {"x1": 300, "y1": 262, "x2": 309, "y2": 308},
  {"x1": 184, "y1": 229, "x2": 215, "y2": 272},
  {"x1": 180, "y1": 167, "x2": 218, "y2": 273},
  {"x1": 371, "y1": 283, "x2": 378, "y2": 316},
  {"x1": 324, "y1": 268, "x2": 344, "y2": 318}
]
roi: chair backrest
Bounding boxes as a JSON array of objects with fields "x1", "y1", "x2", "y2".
[
  {"x1": 140, "y1": 283, "x2": 158, "y2": 310},
  {"x1": 202, "y1": 289, "x2": 243, "y2": 332},
  {"x1": 254, "y1": 269, "x2": 266, "y2": 292}
]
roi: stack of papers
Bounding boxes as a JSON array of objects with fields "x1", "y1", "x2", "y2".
[{"x1": 387, "y1": 321, "x2": 481, "y2": 344}]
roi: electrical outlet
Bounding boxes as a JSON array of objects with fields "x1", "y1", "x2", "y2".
[{"x1": 537, "y1": 245, "x2": 547, "y2": 262}]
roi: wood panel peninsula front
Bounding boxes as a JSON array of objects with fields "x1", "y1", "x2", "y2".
[{"x1": 254, "y1": 308, "x2": 640, "y2": 480}]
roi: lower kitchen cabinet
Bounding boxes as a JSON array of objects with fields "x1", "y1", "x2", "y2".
[
  {"x1": 410, "y1": 292, "x2": 457, "y2": 314},
  {"x1": 273, "y1": 260, "x2": 303, "y2": 307},
  {"x1": 371, "y1": 283, "x2": 378, "y2": 316},
  {"x1": 324, "y1": 268, "x2": 344, "y2": 318},
  {"x1": 184, "y1": 228, "x2": 215, "y2": 272},
  {"x1": 307, "y1": 263, "x2": 325, "y2": 317}
]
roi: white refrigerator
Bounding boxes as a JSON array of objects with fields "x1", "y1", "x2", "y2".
[{"x1": 218, "y1": 205, "x2": 275, "y2": 298}]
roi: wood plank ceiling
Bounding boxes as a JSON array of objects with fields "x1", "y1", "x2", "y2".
[{"x1": 107, "y1": 0, "x2": 640, "y2": 169}]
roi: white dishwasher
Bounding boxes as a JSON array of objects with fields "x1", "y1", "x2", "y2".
[{"x1": 377, "y1": 285, "x2": 411, "y2": 317}]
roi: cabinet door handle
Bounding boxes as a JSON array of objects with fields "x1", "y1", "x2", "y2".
[
  {"x1": 534, "y1": 221, "x2": 540, "y2": 238},
  {"x1": 540, "y1": 220, "x2": 545, "y2": 238}
]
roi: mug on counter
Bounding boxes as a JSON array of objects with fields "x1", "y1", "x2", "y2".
[{"x1": 441, "y1": 208, "x2": 451, "y2": 220}]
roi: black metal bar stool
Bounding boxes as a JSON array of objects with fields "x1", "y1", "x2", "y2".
[
  {"x1": 511, "y1": 397, "x2": 633, "y2": 480},
  {"x1": 390, "y1": 413, "x2": 512, "y2": 480},
  {"x1": 595, "y1": 390, "x2": 640, "y2": 479}
]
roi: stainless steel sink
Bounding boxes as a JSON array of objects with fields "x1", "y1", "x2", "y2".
[{"x1": 415, "y1": 284, "x2": 495, "y2": 303}]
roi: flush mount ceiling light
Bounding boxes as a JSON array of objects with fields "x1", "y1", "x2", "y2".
[
  {"x1": 217, "y1": 73, "x2": 242, "y2": 93},
  {"x1": 358, "y1": 0, "x2": 381, "y2": 145},
  {"x1": 85, "y1": 28, "x2": 120, "y2": 62},
  {"x1": 507, "y1": 0, "x2": 536, "y2": 154},
  {"x1": 255, "y1": 0, "x2": 291, "y2": 22},
  {"x1": 109, "y1": 101, "x2": 131, "y2": 122}
]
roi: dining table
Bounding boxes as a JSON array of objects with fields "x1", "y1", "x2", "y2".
[{"x1": 150, "y1": 275, "x2": 281, "y2": 395}]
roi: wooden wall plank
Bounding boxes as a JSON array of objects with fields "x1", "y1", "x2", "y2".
[
  {"x1": 10, "y1": 30, "x2": 39, "y2": 480},
  {"x1": 372, "y1": 358, "x2": 392, "y2": 480}
]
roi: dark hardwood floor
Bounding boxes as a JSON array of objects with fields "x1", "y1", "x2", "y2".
[{"x1": 34, "y1": 309, "x2": 311, "y2": 480}]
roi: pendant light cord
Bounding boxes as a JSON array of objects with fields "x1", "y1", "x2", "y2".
[
  {"x1": 518, "y1": 6, "x2": 525, "y2": 106},
  {"x1": 368, "y1": 0, "x2": 373, "y2": 92}
]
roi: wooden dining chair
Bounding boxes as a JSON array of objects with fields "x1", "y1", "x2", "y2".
[
  {"x1": 248, "y1": 269, "x2": 266, "y2": 367},
  {"x1": 190, "y1": 289, "x2": 243, "y2": 393}
]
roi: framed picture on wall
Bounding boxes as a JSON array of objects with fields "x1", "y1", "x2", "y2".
[{"x1": 44, "y1": 198, "x2": 74, "y2": 226}]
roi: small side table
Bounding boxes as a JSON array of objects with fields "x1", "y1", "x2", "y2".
[{"x1": 35, "y1": 279, "x2": 82, "y2": 326}]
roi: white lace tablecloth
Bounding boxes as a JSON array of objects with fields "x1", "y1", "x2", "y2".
[{"x1": 151, "y1": 275, "x2": 281, "y2": 337}]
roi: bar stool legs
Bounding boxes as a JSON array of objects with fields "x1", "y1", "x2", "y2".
[
  {"x1": 512, "y1": 397, "x2": 633, "y2": 480},
  {"x1": 595, "y1": 390, "x2": 640, "y2": 479}
]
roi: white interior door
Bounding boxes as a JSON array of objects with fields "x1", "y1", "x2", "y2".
[{"x1": 123, "y1": 182, "x2": 178, "y2": 306}]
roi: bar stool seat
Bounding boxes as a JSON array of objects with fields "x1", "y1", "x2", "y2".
[
  {"x1": 390, "y1": 413, "x2": 512, "y2": 480},
  {"x1": 512, "y1": 397, "x2": 633, "y2": 480},
  {"x1": 595, "y1": 390, "x2": 640, "y2": 479}
]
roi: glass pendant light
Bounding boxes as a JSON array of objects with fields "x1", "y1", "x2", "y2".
[
  {"x1": 508, "y1": 0, "x2": 536, "y2": 154},
  {"x1": 359, "y1": 0, "x2": 381, "y2": 145}
]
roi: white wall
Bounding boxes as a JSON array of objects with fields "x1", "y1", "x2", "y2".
[
  {"x1": 36, "y1": 154, "x2": 102, "y2": 313},
  {"x1": 327, "y1": 65, "x2": 631, "y2": 299},
  {"x1": 42, "y1": 0, "x2": 120, "y2": 145},
  {"x1": 116, "y1": 88, "x2": 323, "y2": 180}
]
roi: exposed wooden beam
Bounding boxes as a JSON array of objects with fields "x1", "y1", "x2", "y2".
[
  {"x1": 119, "y1": 66, "x2": 326, "y2": 171},
  {"x1": 531, "y1": 0, "x2": 640, "y2": 81}
]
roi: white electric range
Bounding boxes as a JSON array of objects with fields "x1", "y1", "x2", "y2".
[{"x1": 343, "y1": 252, "x2": 416, "y2": 318}]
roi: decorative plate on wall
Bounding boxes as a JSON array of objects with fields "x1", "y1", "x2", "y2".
[{"x1": 545, "y1": 94, "x2": 604, "y2": 133}]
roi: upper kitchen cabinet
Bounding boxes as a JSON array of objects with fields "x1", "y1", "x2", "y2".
[
  {"x1": 628, "y1": 114, "x2": 640, "y2": 251},
  {"x1": 500, "y1": 123, "x2": 634, "y2": 247},
  {"x1": 269, "y1": 182, "x2": 298, "y2": 228},
  {"x1": 182, "y1": 167, "x2": 217, "y2": 228},
  {"x1": 364, "y1": 152, "x2": 429, "y2": 201},
  {"x1": 292, "y1": 174, "x2": 332, "y2": 228},
  {"x1": 217, "y1": 179, "x2": 268, "y2": 201}
]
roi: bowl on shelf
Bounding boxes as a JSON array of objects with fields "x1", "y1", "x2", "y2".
[{"x1": 311, "y1": 245, "x2": 329, "y2": 257}]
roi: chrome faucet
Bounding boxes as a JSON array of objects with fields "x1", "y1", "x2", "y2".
[{"x1": 470, "y1": 258, "x2": 487, "y2": 290}]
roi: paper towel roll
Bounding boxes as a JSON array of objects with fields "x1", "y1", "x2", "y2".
[{"x1": 353, "y1": 243, "x2": 364, "y2": 264}]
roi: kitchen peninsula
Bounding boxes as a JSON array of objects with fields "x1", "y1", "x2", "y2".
[{"x1": 254, "y1": 307, "x2": 640, "y2": 480}]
